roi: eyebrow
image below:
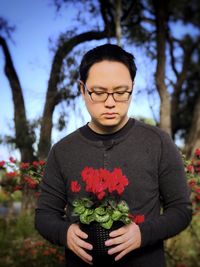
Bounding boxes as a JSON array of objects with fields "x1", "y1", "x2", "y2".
[{"x1": 90, "y1": 85, "x2": 130, "y2": 91}]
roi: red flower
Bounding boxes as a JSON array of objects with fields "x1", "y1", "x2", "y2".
[
  {"x1": 57, "y1": 254, "x2": 65, "y2": 262},
  {"x1": 134, "y1": 215, "x2": 145, "y2": 224},
  {"x1": 0, "y1": 161, "x2": 5, "y2": 168},
  {"x1": 196, "y1": 167, "x2": 200, "y2": 172},
  {"x1": 20, "y1": 162, "x2": 30, "y2": 169},
  {"x1": 195, "y1": 148, "x2": 200, "y2": 157},
  {"x1": 129, "y1": 214, "x2": 145, "y2": 224},
  {"x1": 13, "y1": 186, "x2": 23, "y2": 191},
  {"x1": 70, "y1": 181, "x2": 81, "y2": 192},
  {"x1": 24, "y1": 176, "x2": 38, "y2": 189},
  {"x1": 196, "y1": 195, "x2": 200, "y2": 201},
  {"x1": 195, "y1": 188, "x2": 200, "y2": 194},
  {"x1": 71, "y1": 167, "x2": 143, "y2": 228},
  {"x1": 187, "y1": 164, "x2": 194, "y2": 174},
  {"x1": 97, "y1": 191, "x2": 106, "y2": 200},
  {"x1": 39, "y1": 160, "x2": 45, "y2": 166},
  {"x1": 6, "y1": 171, "x2": 18, "y2": 178},
  {"x1": 80, "y1": 167, "x2": 129, "y2": 199},
  {"x1": 49, "y1": 247, "x2": 57, "y2": 254},
  {"x1": 43, "y1": 250, "x2": 50, "y2": 256},
  {"x1": 188, "y1": 180, "x2": 196, "y2": 187},
  {"x1": 9, "y1": 157, "x2": 16, "y2": 163},
  {"x1": 33, "y1": 161, "x2": 39, "y2": 168}
]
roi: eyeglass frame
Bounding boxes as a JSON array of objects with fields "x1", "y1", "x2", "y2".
[{"x1": 80, "y1": 81, "x2": 133, "y2": 103}]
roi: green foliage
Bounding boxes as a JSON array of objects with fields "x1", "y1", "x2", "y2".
[
  {"x1": 0, "y1": 213, "x2": 65, "y2": 267},
  {"x1": 72, "y1": 198, "x2": 131, "y2": 229},
  {"x1": 165, "y1": 148, "x2": 200, "y2": 267},
  {"x1": 0, "y1": 158, "x2": 45, "y2": 197},
  {"x1": 165, "y1": 215, "x2": 200, "y2": 267},
  {"x1": 0, "y1": 148, "x2": 199, "y2": 266}
]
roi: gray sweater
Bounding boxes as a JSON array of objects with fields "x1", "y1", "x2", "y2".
[{"x1": 35, "y1": 119, "x2": 192, "y2": 267}]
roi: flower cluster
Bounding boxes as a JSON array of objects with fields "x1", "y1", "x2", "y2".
[
  {"x1": 18, "y1": 238, "x2": 64, "y2": 263},
  {"x1": 0, "y1": 157, "x2": 45, "y2": 195},
  {"x1": 70, "y1": 167, "x2": 144, "y2": 229},
  {"x1": 184, "y1": 148, "x2": 200, "y2": 214}
]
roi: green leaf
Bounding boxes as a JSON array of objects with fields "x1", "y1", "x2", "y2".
[
  {"x1": 72, "y1": 199, "x2": 83, "y2": 207},
  {"x1": 120, "y1": 215, "x2": 131, "y2": 225},
  {"x1": 94, "y1": 213, "x2": 110, "y2": 223},
  {"x1": 101, "y1": 218, "x2": 113, "y2": 229},
  {"x1": 95, "y1": 206, "x2": 106, "y2": 215},
  {"x1": 74, "y1": 205, "x2": 85, "y2": 215},
  {"x1": 117, "y1": 200, "x2": 129, "y2": 213},
  {"x1": 111, "y1": 210, "x2": 122, "y2": 221}
]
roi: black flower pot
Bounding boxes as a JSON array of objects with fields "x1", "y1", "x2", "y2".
[{"x1": 80, "y1": 221, "x2": 124, "y2": 259}]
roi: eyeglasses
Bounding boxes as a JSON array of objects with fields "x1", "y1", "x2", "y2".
[{"x1": 81, "y1": 83, "x2": 133, "y2": 103}]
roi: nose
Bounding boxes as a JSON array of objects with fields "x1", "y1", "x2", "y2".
[{"x1": 104, "y1": 93, "x2": 116, "y2": 108}]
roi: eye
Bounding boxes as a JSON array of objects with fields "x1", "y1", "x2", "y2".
[
  {"x1": 115, "y1": 91, "x2": 126, "y2": 95},
  {"x1": 93, "y1": 91, "x2": 106, "y2": 95}
]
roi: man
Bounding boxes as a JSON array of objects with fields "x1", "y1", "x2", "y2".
[{"x1": 35, "y1": 44, "x2": 192, "y2": 267}]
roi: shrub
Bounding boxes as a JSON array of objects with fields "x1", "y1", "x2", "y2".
[{"x1": 165, "y1": 148, "x2": 200, "y2": 267}]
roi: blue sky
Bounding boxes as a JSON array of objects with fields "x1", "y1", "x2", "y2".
[
  {"x1": 0, "y1": 0, "x2": 156, "y2": 160},
  {"x1": 2, "y1": 0, "x2": 197, "y2": 160}
]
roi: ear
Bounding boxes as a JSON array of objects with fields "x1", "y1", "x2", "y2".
[{"x1": 79, "y1": 80, "x2": 85, "y2": 95}]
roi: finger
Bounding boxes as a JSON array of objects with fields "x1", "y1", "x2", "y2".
[
  {"x1": 75, "y1": 246, "x2": 93, "y2": 264},
  {"x1": 107, "y1": 240, "x2": 130, "y2": 255},
  {"x1": 73, "y1": 228, "x2": 93, "y2": 250},
  {"x1": 69, "y1": 233, "x2": 93, "y2": 264},
  {"x1": 105, "y1": 231, "x2": 130, "y2": 247},
  {"x1": 114, "y1": 246, "x2": 132, "y2": 261},
  {"x1": 70, "y1": 233, "x2": 92, "y2": 250},
  {"x1": 77, "y1": 237, "x2": 93, "y2": 250},
  {"x1": 76, "y1": 228, "x2": 89, "y2": 239},
  {"x1": 105, "y1": 235, "x2": 124, "y2": 246},
  {"x1": 109, "y1": 226, "x2": 126, "y2": 238},
  {"x1": 79, "y1": 249, "x2": 92, "y2": 264}
]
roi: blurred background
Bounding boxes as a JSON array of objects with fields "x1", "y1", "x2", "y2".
[
  {"x1": 0, "y1": 0, "x2": 200, "y2": 266},
  {"x1": 0, "y1": 0, "x2": 199, "y2": 162}
]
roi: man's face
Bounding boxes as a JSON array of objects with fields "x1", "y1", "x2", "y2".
[{"x1": 80, "y1": 60, "x2": 133, "y2": 133}]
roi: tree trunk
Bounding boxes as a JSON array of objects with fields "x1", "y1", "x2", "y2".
[
  {"x1": 38, "y1": 30, "x2": 113, "y2": 159},
  {"x1": 153, "y1": 0, "x2": 171, "y2": 136},
  {"x1": 0, "y1": 36, "x2": 35, "y2": 162},
  {"x1": 115, "y1": 0, "x2": 122, "y2": 46},
  {"x1": 184, "y1": 94, "x2": 200, "y2": 159},
  {"x1": 169, "y1": 36, "x2": 198, "y2": 140}
]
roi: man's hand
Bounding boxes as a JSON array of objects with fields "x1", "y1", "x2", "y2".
[
  {"x1": 105, "y1": 222, "x2": 141, "y2": 261},
  {"x1": 67, "y1": 223, "x2": 93, "y2": 265}
]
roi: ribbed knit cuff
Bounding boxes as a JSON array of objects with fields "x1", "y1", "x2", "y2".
[
  {"x1": 138, "y1": 222, "x2": 151, "y2": 248},
  {"x1": 59, "y1": 221, "x2": 72, "y2": 247}
]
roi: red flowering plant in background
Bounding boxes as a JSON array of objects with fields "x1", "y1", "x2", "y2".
[
  {"x1": 0, "y1": 157, "x2": 45, "y2": 197},
  {"x1": 17, "y1": 238, "x2": 65, "y2": 264},
  {"x1": 70, "y1": 167, "x2": 144, "y2": 229},
  {"x1": 183, "y1": 148, "x2": 200, "y2": 215}
]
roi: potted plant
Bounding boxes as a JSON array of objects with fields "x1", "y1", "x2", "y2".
[{"x1": 70, "y1": 167, "x2": 144, "y2": 258}]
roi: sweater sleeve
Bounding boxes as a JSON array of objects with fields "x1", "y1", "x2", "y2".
[
  {"x1": 35, "y1": 145, "x2": 71, "y2": 247},
  {"x1": 139, "y1": 132, "x2": 192, "y2": 247}
]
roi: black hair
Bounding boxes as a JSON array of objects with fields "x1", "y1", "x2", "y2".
[{"x1": 79, "y1": 43, "x2": 137, "y2": 84}]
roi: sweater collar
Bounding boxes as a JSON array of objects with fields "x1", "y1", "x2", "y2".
[{"x1": 79, "y1": 118, "x2": 135, "y2": 142}]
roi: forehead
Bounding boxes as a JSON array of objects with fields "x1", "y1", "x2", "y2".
[{"x1": 87, "y1": 60, "x2": 132, "y2": 85}]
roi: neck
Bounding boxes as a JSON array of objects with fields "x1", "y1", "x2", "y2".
[{"x1": 88, "y1": 116, "x2": 129, "y2": 134}]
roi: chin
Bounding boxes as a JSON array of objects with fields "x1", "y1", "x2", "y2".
[{"x1": 100, "y1": 118, "x2": 121, "y2": 127}]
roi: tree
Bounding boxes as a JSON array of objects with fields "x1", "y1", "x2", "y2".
[
  {"x1": 0, "y1": 19, "x2": 35, "y2": 162},
  {"x1": 152, "y1": 0, "x2": 171, "y2": 135},
  {"x1": 0, "y1": 1, "x2": 118, "y2": 160},
  {"x1": 122, "y1": 0, "x2": 200, "y2": 156},
  {"x1": 1, "y1": 0, "x2": 199, "y2": 160}
]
